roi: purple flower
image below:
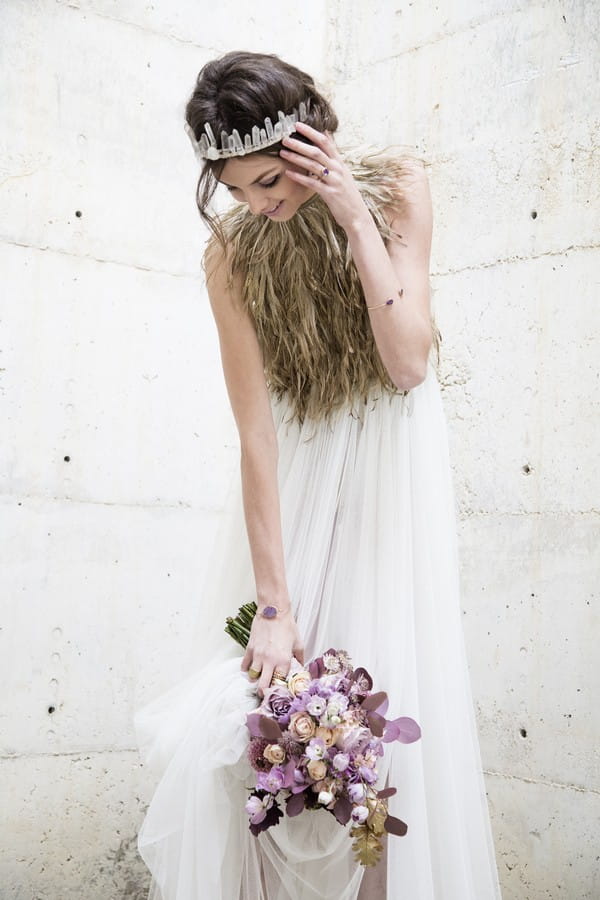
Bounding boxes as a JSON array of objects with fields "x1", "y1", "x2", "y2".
[
  {"x1": 247, "y1": 738, "x2": 271, "y2": 772},
  {"x1": 289, "y1": 694, "x2": 310, "y2": 715},
  {"x1": 338, "y1": 725, "x2": 370, "y2": 753},
  {"x1": 306, "y1": 695, "x2": 327, "y2": 717},
  {"x1": 347, "y1": 782, "x2": 366, "y2": 803},
  {"x1": 305, "y1": 738, "x2": 326, "y2": 761},
  {"x1": 351, "y1": 805, "x2": 369, "y2": 824},
  {"x1": 257, "y1": 766, "x2": 286, "y2": 794},
  {"x1": 358, "y1": 765, "x2": 377, "y2": 784},
  {"x1": 264, "y1": 687, "x2": 293, "y2": 724},
  {"x1": 245, "y1": 792, "x2": 273, "y2": 825},
  {"x1": 332, "y1": 752, "x2": 350, "y2": 772}
]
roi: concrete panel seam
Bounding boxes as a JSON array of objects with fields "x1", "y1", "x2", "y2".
[
  {"x1": 484, "y1": 768, "x2": 600, "y2": 796},
  {"x1": 0, "y1": 748, "x2": 140, "y2": 761},
  {"x1": 346, "y1": 8, "x2": 532, "y2": 75},
  {"x1": 0, "y1": 237, "x2": 202, "y2": 280},
  {"x1": 55, "y1": 0, "x2": 209, "y2": 51},
  {"x1": 457, "y1": 509, "x2": 600, "y2": 519},
  {"x1": 2, "y1": 493, "x2": 196, "y2": 510},
  {"x1": 432, "y1": 242, "x2": 599, "y2": 279}
]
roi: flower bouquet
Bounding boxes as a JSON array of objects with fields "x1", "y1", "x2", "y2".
[{"x1": 225, "y1": 602, "x2": 421, "y2": 866}]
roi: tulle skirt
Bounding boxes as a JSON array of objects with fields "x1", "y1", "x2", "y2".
[{"x1": 134, "y1": 362, "x2": 502, "y2": 899}]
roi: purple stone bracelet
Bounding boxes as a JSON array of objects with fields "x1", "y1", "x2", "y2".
[{"x1": 261, "y1": 605, "x2": 278, "y2": 619}]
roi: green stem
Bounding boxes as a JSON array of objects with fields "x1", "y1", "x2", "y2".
[{"x1": 224, "y1": 602, "x2": 257, "y2": 649}]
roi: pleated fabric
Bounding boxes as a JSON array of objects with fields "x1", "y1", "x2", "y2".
[{"x1": 134, "y1": 361, "x2": 502, "y2": 899}]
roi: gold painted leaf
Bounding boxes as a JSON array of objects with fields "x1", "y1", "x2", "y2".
[
  {"x1": 350, "y1": 825, "x2": 384, "y2": 867},
  {"x1": 366, "y1": 797, "x2": 388, "y2": 836}
]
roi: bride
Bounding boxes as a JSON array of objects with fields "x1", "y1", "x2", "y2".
[{"x1": 135, "y1": 50, "x2": 502, "y2": 900}]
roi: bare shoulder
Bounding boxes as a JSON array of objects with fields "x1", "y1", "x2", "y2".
[
  {"x1": 203, "y1": 236, "x2": 245, "y2": 318},
  {"x1": 382, "y1": 157, "x2": 433, "y2": 263},
  {"x1": 389, "y1": 157, "x2": 432, "y2": 224}
]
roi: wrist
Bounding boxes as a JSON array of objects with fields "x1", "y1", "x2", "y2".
[
  {"x1": 256, "y1": 589, "x2": 291, "y2": 617},
  {"x1": 344, "y1": 207, "x2": 377, "y2": 240},
  {"x1": 256, "y1": 603, "x2": 292, "y2": 621}
]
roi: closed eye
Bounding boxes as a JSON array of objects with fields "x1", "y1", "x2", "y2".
[
  {"x1": 260, "y1": 175, "x2": 280, "y2": 188},
  {"x1": 225, "y1": 174, "x2": 281, "y2": 193}
]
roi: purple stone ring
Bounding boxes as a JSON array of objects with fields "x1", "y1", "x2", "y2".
[{"x1": 261, "y1": 605, "x2": 278, "y2": 619}]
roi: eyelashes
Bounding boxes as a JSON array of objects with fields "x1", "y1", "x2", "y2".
[
  {"x1": 226, "y1": 174, "x2": 281, "y2": 193},
  {"x1": 260, "y1": 175, "x2": 280, "y2": 188}
]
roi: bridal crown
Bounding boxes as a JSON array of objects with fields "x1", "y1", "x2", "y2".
[{"x1": 184, "y1": 100, "x2": 311, "y2": 162}]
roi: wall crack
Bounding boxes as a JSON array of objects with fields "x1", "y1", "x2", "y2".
[{"x1": 485, "y1": 768, "x2": 600, "y2": 796}]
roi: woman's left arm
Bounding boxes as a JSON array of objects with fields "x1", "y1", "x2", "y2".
[{"x1": 281, "y1": 123, "x2": 433, "y2": 390}]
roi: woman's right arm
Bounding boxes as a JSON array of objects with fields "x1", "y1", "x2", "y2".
[{"x1": 204, "y1": 241, "x2": 304, "y2": 694}]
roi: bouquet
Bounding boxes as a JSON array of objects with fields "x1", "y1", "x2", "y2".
[{"x1": 226, "y1": 602, "x2": 421, "y2": 866}]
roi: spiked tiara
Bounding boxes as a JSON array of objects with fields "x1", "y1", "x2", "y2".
[{"x1": 184, "y1": 100, "x2": 310, "y2": 162}]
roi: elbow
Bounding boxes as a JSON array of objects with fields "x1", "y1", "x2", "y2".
[
  {"x1": 386, "y1": 320, "x2": 433, "y2": 391},
  {"x1": 391, "y1": 363, "x2": 428, "y2": 391},
  {"x1": 388, "y1": 348, "x2": 431, "y2": 391}
]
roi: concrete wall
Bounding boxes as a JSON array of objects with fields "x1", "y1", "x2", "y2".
[{"x1": 1, "y1": 2, "x2": 597, "y2": 898}]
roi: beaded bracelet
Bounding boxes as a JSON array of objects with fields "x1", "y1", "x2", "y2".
[{"x1": 367, "y1": 288, "x2": 404, "y2": 310}]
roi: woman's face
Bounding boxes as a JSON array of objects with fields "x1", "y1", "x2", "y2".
[{"x1": 218, "y1": 153, "x2": 315, "y2": 221}]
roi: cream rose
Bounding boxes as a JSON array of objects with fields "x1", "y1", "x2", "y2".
[
  {"x1": 307, "y1": 759, "x2": 327, "y2": 781},
  {"x1": 315, "y1": 726, "x2": 335, "y2": 747},
  {"x1": 287, "y1": 670, "x2": 312, "y2": 697},
  {"x1": 263, "y1": 743, "x2": 286, "y2": 765},
  {"x1": 289, "y1": 711, "x2": 316, "y2": 743}
]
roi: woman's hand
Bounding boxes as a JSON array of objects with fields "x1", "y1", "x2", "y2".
[
  {"x1": 280, "y1": 121, "x2": 369, "y2": 232},
  {"x1": 241, "y1": 607, "x2": 305, "y2": 696}
]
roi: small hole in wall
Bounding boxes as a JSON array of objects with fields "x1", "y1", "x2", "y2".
[
  {"x1": 519, "y1": 727, "x2": 527, "y2": 738},
  {"x1": 522, "y1": 464, "x2": 532, "y2": 474},
  {"x1": 64, "y1": 455, "x2": 70, "y2": 462},
  {"x1": 48, "y1": 706, "x2": 56, "y2": 715},
  {"x1": 75, "y1": 210, "x2": 82, "y2": 217},
  {"x1": 531, "y1": 210, "x2": 537, "y2": 219}
]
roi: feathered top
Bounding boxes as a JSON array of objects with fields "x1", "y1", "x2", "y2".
[{"x1": 208, "y1": 151, "x2": 440, "y2": 423}]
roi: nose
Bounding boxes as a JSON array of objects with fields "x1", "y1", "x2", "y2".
[{"x1": 246, "y1": 191, "x2": 265, "y2": 216}]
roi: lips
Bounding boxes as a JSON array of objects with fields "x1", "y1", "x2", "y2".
[{"x1": 264, "y1": 201, "x2": 283, "y2": 216}]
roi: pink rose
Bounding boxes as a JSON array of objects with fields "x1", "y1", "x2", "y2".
[{"x1": 289, "y1": 711, "x2": 317, "y2": 743}]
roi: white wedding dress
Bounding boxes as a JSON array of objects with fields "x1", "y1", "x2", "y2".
[{"x1": 134, "y1": 361, "x2": 502, "y2": 899}]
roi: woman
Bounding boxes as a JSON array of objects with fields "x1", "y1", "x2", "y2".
[{"x1": 135, "y1": 51, "x2": 502, "y2": 899}]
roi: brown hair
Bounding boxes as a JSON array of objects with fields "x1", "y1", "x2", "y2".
[
  {"x1": 184, "y1": 51, "x2": 338, "y2": 244},
  {"x1": 212, "y1": 154, "x2": 441, "y2": 423}
]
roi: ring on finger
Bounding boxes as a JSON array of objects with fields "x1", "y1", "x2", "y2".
[{"x1": 248, "y1": 667, "x2": 261, "y2": 681}]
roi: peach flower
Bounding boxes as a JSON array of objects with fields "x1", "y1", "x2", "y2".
[
  {"x1": 287, "y1": 670, "x2": 312, "y2": 697},
  {"x1": 307, "y1": 759, "x2": 327, "y2": 781},
  {"x1": 263, "y1": 743, "x2": 286, "y2": 765},
  {"x1": 289, "y1": 711, "x2": 316, "y2": 743}
]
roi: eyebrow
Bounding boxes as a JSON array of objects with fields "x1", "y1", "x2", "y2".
[{"x1": 219, "y1": 167, "x2": 280, "y2": 189}]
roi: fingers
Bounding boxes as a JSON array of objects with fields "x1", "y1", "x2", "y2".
[
  {"x1": 281, "y1": 132, "x2": 333, "y2": 168},
  {"x1": 292, "y1": 120, "x2": 339, "y2": 157},
  {"x1": 258, "y1": 663, "x2": 274, "y2": 695},
  {"x1": 293, "y1": 640, "x2": 305, "y2": 666},
  {"x1": 283, "y1": 168, "x2": 327, "y2": 189},
  {"x1": 240, "y1": 645, "x2": 252, "y2": 672},
  {"x1": 280, "y1": 146, "x2": 332, "y2": 177}
]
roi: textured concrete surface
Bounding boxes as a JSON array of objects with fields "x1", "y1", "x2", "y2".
[{"x1": 1, "y1": 1, "x2": 598, "y2": 898}]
